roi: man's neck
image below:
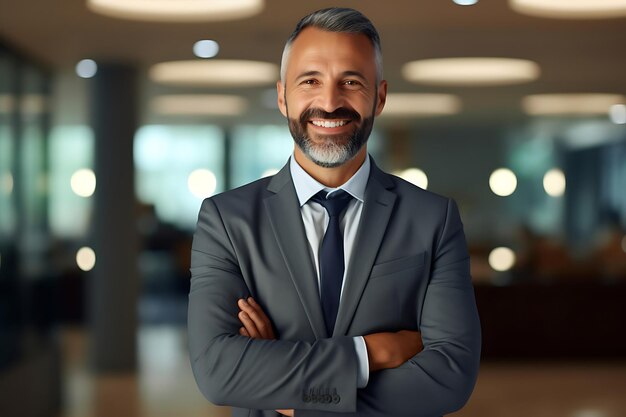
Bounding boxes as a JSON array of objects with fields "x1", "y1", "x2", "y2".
[{"x1": 294, "y1": 147, "x2": 367, "y2": 188}]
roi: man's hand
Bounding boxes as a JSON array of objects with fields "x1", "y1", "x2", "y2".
[
  {"x1": 363, "y1": 330, "x2": 423, "y2": 371},
  {"x1": 237, "y1": 297, "x2": 276, "y2": 339},
  {"x1": 238, "y1": 298, "x2": 291, "y2": 416}
]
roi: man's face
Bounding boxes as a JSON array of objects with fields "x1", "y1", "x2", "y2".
[{"x1": 277, "y1": 27, "x2": 387, "y2": 168}]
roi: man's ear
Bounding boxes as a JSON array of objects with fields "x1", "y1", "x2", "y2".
[
  {"x1": 277, "y1": 81, "x2": 287, "y2": 117},
  {"x1": 374, "y1": 80, "x2": 387, "y2": 116}
]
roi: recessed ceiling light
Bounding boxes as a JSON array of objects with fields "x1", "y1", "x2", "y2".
[
  {"x1": 522, "y1": 94, "x2": 626, "y2": 115},
  {"x1": 193, "y1": 40, "x2": 219, "y2": 59},
  {"x1": 381, "y1": 93, "x2": 462, "y2": 117},
  {"x1": 76, "y1": 59, "x2": 97, "y2": 78},
  {"x1": 149, "y1": 60, "x2": 278, "y2": 87},
  {"x1": 453, "y1": 0, "x2": 479, "y2": 5},
  {"x1": 403, "y1": 58, "x2": 540, "y2": 86},
  {"x1": 87, "y1": 0, "x2": 264, "y2": 22},
  {"x1": 151, "y1": 95, "x2": 248, "y2": 116},
  {"x1": 510, "y1": 0, "x2": 626, "y2": 19}
]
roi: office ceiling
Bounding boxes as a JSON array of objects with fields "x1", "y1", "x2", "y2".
[{"x1": 1, "y1": 0, "x2": 625, "y2": 124}]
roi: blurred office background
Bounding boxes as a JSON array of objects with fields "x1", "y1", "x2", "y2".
[{"x1": 1, "y1": 0, "x2": 625, "y2": 416}]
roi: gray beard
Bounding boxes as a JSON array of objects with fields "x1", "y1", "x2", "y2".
[{"x1": 287, "y1": 115, "x2": 374, "y2": 168}]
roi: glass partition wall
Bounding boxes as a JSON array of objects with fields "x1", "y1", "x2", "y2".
[{"x1": 0, "y1": 42, "x2": 58, "y2": 410}]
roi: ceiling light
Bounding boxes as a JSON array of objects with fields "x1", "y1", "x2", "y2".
[
  {"x1": 76, "y1": 59, "x2": 98, "y2": 78},
  {"x1": 149, "y1": 60, "x2": 278, "y2": 87},
  {"x1": 510, "y1": 0, "x2": 626, "y2": 19},
  {"x1": 522, "y1": 94, "x2": 626, "y2": 116},
  {"x1": 382, "y1": 93, "x2": 462, "y2": 117},
  {"x1": 151, "y1": 95, "x2": 248, "y2": 116},
  {"x1": 403, "y1": 58, "x2": 540, "y2": 86},
  {"x1": 193, "y1": 40, "x2": 219, "y2": 59},
  {"x1": 87, "y1": 0, "x2": 264, "y2": 22},
  {"x1": 454, "y1": 0, "x2": 479, "y2": 5}
]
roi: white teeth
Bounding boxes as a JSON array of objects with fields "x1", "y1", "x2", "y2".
[{"x1": 311, "y1": 120, "x2": 347, "y2": 128}]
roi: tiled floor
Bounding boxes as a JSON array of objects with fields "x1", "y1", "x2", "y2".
[{"x1": 58, "y1": 326, "x2": 626, "y2": 417}]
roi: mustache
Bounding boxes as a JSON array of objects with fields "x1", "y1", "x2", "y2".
[{"x1": 300, "y1": 107, "x2": 361, "y2": 123}]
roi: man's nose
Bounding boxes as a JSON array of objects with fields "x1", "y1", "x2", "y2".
[{"x1": 317, "y1": 84, "x2": 345, "y2": 114}]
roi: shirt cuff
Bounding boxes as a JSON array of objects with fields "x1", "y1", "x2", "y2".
[{"x1": 352, "y1": 336, "x2": 370, "y2": 388}]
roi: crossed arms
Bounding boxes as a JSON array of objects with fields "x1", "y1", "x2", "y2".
[
  {"x1": 188, "y1": 197, "x2": 482, "y2": 416},
  {"x1": 237, "y1": 296, "x2": 424, "y2": 416}
]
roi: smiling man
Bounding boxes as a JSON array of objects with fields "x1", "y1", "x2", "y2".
[{"x1": 188, "y1": 7, "x2": 481, "y2": 417}]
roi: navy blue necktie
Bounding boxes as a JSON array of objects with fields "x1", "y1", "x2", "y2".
[{"x1": 311, "y1": 190, "x2": 353, "y2": 336}]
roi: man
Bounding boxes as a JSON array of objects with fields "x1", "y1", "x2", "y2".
[{"x1": 188, "y1": 7, "x2": 481, "y2": 417}]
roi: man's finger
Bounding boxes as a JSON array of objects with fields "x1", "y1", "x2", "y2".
[
  {"x1": 238, "y1": 298, "x2": 274, "y2": 339},
  {"x1": 248, "y1": 297, "x2": 276, "y2": 339},
  {"x1": 238, "y1": 311, "x2": 260, "y2": 338},
  {"x1": 239, "y1": 327, "x2": 250, "y2": 337}
]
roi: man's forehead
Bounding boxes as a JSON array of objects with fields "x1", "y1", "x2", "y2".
[{"x1": 286, "y1": 27, "x2": 376, "y2": 74}]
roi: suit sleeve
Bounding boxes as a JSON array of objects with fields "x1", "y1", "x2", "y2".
[
  {"x1": 188, "y1": 198, "x2": 360, "y2": 412},
  {"x1": 298, "y1": 198, "x2": 481, "y2": 417}
]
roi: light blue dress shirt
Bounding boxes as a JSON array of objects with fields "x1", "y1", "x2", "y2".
[{"x1": 289, "y1": 154, "x2": 370, "y2": 388}]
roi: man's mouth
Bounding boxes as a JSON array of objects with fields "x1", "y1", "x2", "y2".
[{"x1": 309, "y1": 119, "x2": 351, "y2": 128}]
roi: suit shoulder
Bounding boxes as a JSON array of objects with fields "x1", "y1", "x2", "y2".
[{"x1": 203, "y1": 176, "x2": 272, "y2": 213}]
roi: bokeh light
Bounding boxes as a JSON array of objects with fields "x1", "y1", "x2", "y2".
[
  {"x1": 543, "y1": 169, "x2": 566, "y2": 197},
  {"x1": 489, "y1": 168, "x2": 517, "y2": 197},
  {"x1": 188, "y1": 169, "x2": 217, "y2": 198},
  {"x1": 193, "y1": 40, "x2": 219, "y2": 58},
  {"x1": 397, "y1": 168, "x2": 429, "y2": 189},
  {"x1": 488, "y1": 247, "x2": 516, "y2": 272},
  {"x1": 70, "y1": 169, "x2": 96, "y2": 197},
  {"x1": 76, "y1": 59, "x2": 98, "y2": 78},
  {"x1": 76, "y1": 247, "x2": 96, "y2": 271}
]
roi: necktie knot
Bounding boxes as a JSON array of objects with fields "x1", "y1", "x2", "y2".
[{"x1": 311, "y1": 190, "x2": 352, "y2": 218}]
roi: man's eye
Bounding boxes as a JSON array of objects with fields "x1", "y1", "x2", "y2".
[
  {"x1": 302, "y1": 79, "x2": 317, "y2": 85},
  {"x1": 344, "y1": 80, "x2": 360, "y2": 86}
]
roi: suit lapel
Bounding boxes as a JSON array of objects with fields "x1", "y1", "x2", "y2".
[
  {"x1": 264, "y1": 162, "x2": 328, "y2": 339},
  {"x1": 334, "y1": 163, "x2": 397, "y2": 336}
]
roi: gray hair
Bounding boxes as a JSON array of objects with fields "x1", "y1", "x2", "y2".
[{"x1": 280, "y1": 8, "x2": 383, "y2": 83}]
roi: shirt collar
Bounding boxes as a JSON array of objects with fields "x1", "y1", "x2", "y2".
[{"x1": 290, "y1": 153, "x2": 370, "y2": 207}]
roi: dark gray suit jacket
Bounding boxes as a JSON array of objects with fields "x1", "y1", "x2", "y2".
[{"x1": 188, "y1": 159, "x2": 481, "y2": 417}]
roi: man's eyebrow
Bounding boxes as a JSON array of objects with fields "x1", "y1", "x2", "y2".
[
  {"x1": 295, "y1": 70, "x2": 322, "y2": 80},
  {"x1": 342, "y1": 70, "x2": 367, "y2": 80}
]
